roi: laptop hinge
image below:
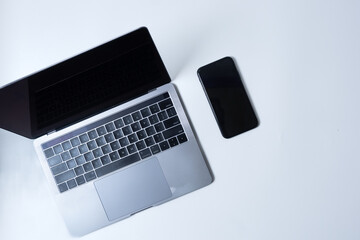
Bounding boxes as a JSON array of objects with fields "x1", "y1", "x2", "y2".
[
  {"x1": 148, "y1": 88, "x2": 157, "y2": 93},
  {"x1": 47, "y1": 130, "x2": 57, "y2": 135}
]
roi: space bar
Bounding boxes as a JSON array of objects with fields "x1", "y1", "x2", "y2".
[{"x1": 95, "y1": 153, "x2": 141, "y2": 178}]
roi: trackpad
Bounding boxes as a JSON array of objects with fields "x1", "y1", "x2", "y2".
[{"x1": 94, "y1": 157, "x2": 172, "y2": 221}]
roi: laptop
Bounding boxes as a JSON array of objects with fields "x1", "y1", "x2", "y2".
[{"x1": 0, "y1": 27, "x2": 213, "y2": 236}]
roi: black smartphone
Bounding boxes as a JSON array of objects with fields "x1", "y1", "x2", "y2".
[{"x1": 197, "y1": 57, "x2": 258, "y2": 138}]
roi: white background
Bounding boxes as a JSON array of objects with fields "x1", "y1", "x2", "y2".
[{"x1": 1, "y1": 0, "x2": 360, "y2": 239}]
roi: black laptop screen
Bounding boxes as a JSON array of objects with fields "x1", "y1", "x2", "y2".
[{"x1": 0, "y1": 27, "x2": 171, "y2": 139}]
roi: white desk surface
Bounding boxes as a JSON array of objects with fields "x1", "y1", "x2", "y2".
[{"x1": 1, "y1": 1, "x2": 360, "y2": 239}]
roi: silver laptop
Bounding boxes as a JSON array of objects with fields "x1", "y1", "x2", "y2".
[{"x1": 0, "y1": 27, "x2": 213, "y2": 236}]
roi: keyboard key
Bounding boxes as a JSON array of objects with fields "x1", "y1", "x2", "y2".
[
  {"x1": 119, "y1": 137, "x2": 129, "y2": 147},
  {"x1": 140, "y1": 108, "x2": 151, "y2": 117},
  {"x1": 154, "y1": 123, "x2": 165, "y2": 133},
  {"x1": 131, "y1": 122, "x2": 141, "y2": 132},
  {"x1": 113, "y1": 129, "x2": 123, "y2": 139},
  {"x1": 75, "y1": 155, "x2": 86, "y2": 165},
  {"x1": 168, "y1": 137, "x2": 179, "y2": 147},
  {"x1": 88, "y1": 130, "x2": 98, "y2": 140},
  {"x1": 79, "y1": 133, "x2": 89, "y2": 143},
  {"x1": 105, "y1": 122, "x2": 116, "y2": 132},
  {"x1": 159, "y1": 141, "x2": 170, "y2": 151},
  {"x1": 70, "y1": 148, "x2": 80, "y2": 158},
  {"x1": 74, "y1": 166, "x2": 85, "y2": 176},
  {"x1": 139, "y1": 148, "x2": 152, "y2": 159},
  {"x1": 83, "y1": 162, "x2": 93, "y2": 172},
  {"x1": 166, "y1": 107, "x2": 177, "y2": 117},
  {"x1": 114, "y1": 119, "x2": 124, "y2": 128},
  {"x1": 53, "y1": 144, "x2": 63, "y2": 154},
  {"x1": 162, "y1": 125, "x2": 184, "y2": 139},
  {"x1": 48, "y1": 155, "x2": 62, "y2": 167},
  {"x1": 158, "y1": 98, "x2": 173, "y2": 110},
  {"x1": 58, "y1": 183, "x2": 68, "y2": 193},
  {"x1": 140, "y1": 118, "x2": 150, "y2": 128},
  {"x1": 61, "y1": 151, "x2": 71, "y2": 161},
  {"x1": 127, "y1": 144, "x2": 137, "y2": 154},
  {"x1": 128, "y1": 133, "x2": 138, "y2": 143},
  {"x1": 136, "y1": 130, "x2": 147, "y2": 140},
  {"x1": 149, "y1": 114, "x2": 159, "y2": 124},
  {"x1": 101, "y1": 144, "x2": 112, "y2": 154},
  {"x1": 144, "y1": 137, "x2": 155, "y2": 147},
  {"x1": 84, "y1": 171, "x2": 97, "y2": 182},
  {"x1": 100, "y1": 155, "x2": 111, "y2": 165},
  {"x1": 123, "y1": 115, "x2": 133, "y2": 125},
  {"x1": 146, "y1": 125, "x2": 157, "y2": 135},
  {"x1": 153, "y1": 133, "x2": 164, "y2": 143},
  {"x1": 75, "y1": 175, "x2": 86, "y2": 185},
  {"x1": 132, "y1": 111, "x2": 142, "y2": 121},
  {"x1": 110, "y1": 141, "x2": 121, "y2": 150},
  {"x1": 70, "y1": 137, "x2": 81, "y2": 147},
  {"x1": 158, "y1": 111, "x2": 168, "y2": 121},
  {"x1": 92, "y1": 148, "x2": 103, "y2": 158},
  {"x1": 78, "y1": 144, "x2": 89, "y2": 154},
  {"x1": 62, "y1": 141, "x2": 72, "y2": 151},
  {"x1": 149, "y1": 104, "x2": 160, "y2": 114},
  {"x1": 67, "y1": 179, "x2": 77, "y2": 189},
  {"x1": 87, "y1": 140, "x2": 97, "y2": 150},
  {"x1": 150, "y1": 145, "x2": 161, "y2": 154},
  {"x1": 66, "y1": 159, "x2": 77, "y2": 169},
  {"x1": 122, "y1": 126, "x2": 132, "y2": 135},
  {"x1": 136, "y1": 140, "x2": 146, "y2": 150},
  {"x1": 44, "y1": 148, "x2": 54, "y2": 158},
  {"x1": 84, "y1": 152, "x2": 95, "y2": 162},
  {"x1": 109, "y1": 151, "x2": 120, "y2": 161},
  {"x1": 96, "y1": 126, "x2": 107, "y2": 136},
  {"x1": 118, "y1": 148, "x2": 128, "y2": 158},
  {"x1": 51, "y1": 162, "x2": 68, "y2": 175},
  {"x1": 177, "y1": 133, "x2": 188, "y2": 143},
  {"x1": 92, "y1": 159, "x2": 102, "y2": 169},
  {"x1": 163, "y1": 116, "x2": 180, "y2": 129},
  {"x1": 95, "y1": 136, "x2": 106, "y2": 146},
  {"x1": 96, "y1": 153, "x2": 141, "y2": 178},
  {"x1": 104, "y1": 133, "x2": 115, "y2": 143},
  {"x1": 55, "y1": 170, "x2": 75, "y2": 184}
]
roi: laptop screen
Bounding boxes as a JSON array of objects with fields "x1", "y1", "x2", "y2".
[{"x1": 0, "y1": 27, "x2": 171, "y2": 139}]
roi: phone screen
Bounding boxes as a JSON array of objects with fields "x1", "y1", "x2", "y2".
[{"x1": 197, "y1": 57, "x2": 258, "y2": 138}]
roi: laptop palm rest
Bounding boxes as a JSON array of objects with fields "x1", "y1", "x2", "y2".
[{"x1": 94, "y1": 157, "x2": 172, "y2": 221}]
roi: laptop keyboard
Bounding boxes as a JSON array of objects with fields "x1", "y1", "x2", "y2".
[{"x1": 41, "y1": 93, "x2": 188, "y2": 193}]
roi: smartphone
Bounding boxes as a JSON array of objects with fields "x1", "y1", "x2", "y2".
[{"x1": 197, "y1": 57, "x2": 258, "y2": 138}]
